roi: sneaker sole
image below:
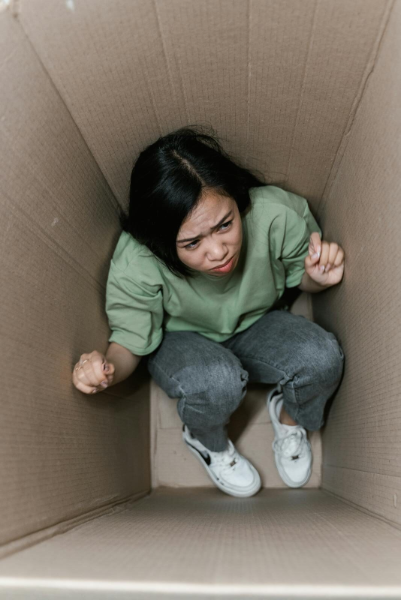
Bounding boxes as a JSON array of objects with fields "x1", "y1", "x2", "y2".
[{"x1": 183, "y1": 434, "x2": 262, "y2": 498}]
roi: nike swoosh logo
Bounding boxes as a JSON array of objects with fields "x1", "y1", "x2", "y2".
[{"x1": 187, "y1": 442, "x2": 211, "y2": 466}]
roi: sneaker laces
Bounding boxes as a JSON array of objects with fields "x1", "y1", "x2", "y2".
[
  {"x1": 273, "y1": 428, "x2": 307, "y2": 459},
  {"x1": 209, "y1": 442, "x2": 240, "y2": 472}
]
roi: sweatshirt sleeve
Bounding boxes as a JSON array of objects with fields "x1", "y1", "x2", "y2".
[
  {"x1": 105, "y1": 260, "x2": 164, "y2": 356},
  {"x1": 281, "y1": 195, "x2": 323, "y2": 288}
]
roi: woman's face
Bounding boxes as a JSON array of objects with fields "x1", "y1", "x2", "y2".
[{"x1": 176, "y1": 190, "x2": 242, "y2": 276}]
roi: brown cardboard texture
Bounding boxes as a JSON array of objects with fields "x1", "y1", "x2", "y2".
[{"x1": 1, "y1": 0, "x2": 400, "y2": 597}]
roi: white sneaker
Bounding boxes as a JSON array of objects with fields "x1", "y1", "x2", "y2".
[
  {"x1": 267, "y1": 386, "x2": 312, "y2": 488},
  {"x1": 182, "y1": 425, "x2": 261, "y2": 498}
]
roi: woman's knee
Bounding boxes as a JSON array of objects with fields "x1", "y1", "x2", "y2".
[
  {"x1": 323, "y1": 335, "x2": 345, "y2": 385},
  {"x1": 295, "y1": 333, "x2": 345, "y2": 387},
  {"x1": 174, "y1": 359, "x2": 249, "y2": 417}
]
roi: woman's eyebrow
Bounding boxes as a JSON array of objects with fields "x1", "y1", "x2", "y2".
[{"x1": 177, "y1": 210, "x2": 233, "y2": 243}]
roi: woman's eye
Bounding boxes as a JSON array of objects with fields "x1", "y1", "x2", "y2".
[
  {"x1": 184, "y1": 220, "x2": 233, "y2": 250},
  {"x1": 185, "y1": 241, "x2": 199, "y2": 250},
  {"x1": 220, "y1": 220, "x2": 233, "y2": 230}
]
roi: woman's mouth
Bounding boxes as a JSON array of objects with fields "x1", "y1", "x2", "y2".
[{"x1": 210, "y1": 255, "x2": 235, "y2": 273}]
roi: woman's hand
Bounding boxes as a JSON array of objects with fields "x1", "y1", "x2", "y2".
[
  {"x1": 305, "y1": 232, "x2": 345, "y2": 287},
  {"x1": 72, "y1": 350, "x2": 115, "y2": 395}
]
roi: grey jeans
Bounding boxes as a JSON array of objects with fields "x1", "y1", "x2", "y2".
[{"x1": 145, "y1": 309, "x2": 345, "y2": 452}]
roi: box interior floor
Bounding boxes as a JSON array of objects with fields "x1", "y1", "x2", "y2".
[{"x1": 1, "y1": 0, "x2": 401, "y2": 597}]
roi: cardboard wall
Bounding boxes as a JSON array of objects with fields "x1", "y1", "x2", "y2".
[
  {"x1": 0, "y1": 11, "x2": 150, "y2": 554},
  {"x1": 1, "y1": 0, "x2": 399, "y2": 557},
  {"x1": 313, "y1": 0, "x2": 401, "y2": 527},
  {"x1": 16, "y1": 0, "x2": 389, "y2": 206}
]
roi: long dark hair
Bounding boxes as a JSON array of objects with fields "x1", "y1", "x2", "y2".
[{"x1": 120, "y1": 125, "x2": 268, "y2": 278}]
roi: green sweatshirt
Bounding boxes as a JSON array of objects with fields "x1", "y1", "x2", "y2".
[{"x1": 105, "y1": 185, "x2": 322, "y2": 356}]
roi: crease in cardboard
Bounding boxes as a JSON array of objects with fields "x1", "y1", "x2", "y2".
[
  {"x1": 323, "y1": 464, "x2": 401, "y2": 528},
  {"x1": 164, "y1": 3, "x2": 190, "y2": 124},
  {"x1": 132, "y1": 1, "x2": 162, "y2": 136},
  {"x1": 11, "y1": 0, "x2": 19, "y2": 17},
  {"x1": 15, "y1": 8, "x2": 123, "y2": 215},
  {"x1": 323, "y1": 488, "x2": 401, "y2": 534},
  {"x1": 0, "y1": 47, "x2": 18, "y2": 67},
  {"x1": 318, "y1": 0, "x2": 395, "y2": 217},
  {"x1": 153, "y1": 0, "x2": 175, "y2": 132},
  {"x1": 0, "y1": 491, "x2": 150, "y2": 561},
  {"x1": 284, "y1": 0, "x2": 318, "y2": 189}
]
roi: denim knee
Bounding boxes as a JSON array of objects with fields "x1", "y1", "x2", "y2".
[
  {"x1": 174, "y1": 360, "x2": 249, "y2": 426},
  {"x1": 324, "y1": 336, "x2": 345, "y2": 385},
  {"x1": 293, "y1": 334, "x2": 344, "y2": 389}
]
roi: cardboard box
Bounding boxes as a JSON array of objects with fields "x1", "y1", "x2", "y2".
[{"x1": 1, "y1": 0, "x2": 400, "y2": 597}]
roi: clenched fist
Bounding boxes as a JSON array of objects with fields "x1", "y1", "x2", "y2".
[
  {"x1": 72, "y1": 350, "x2": 115, "y2": 395},
  {"x1": 305, "y1": 232, "x2": 345, "y2": 287}
]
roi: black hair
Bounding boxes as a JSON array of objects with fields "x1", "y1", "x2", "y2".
[{"x1": 120, "y1": 124, "x2": 268, "y2": 278}]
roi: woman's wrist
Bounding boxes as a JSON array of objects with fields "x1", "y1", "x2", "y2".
[
  {"x1": 105, "y1": 342, "x2": 141, "y2": 386},
  {"x1": 298, "y1": 271, "x2": 331, "y2": 293}
]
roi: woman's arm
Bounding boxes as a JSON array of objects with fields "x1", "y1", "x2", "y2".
[{"x1": 105, "y1": 342, "x2": 142, "y2": 386}]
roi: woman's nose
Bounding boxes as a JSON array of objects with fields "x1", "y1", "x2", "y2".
[{"x1": 207, "y1": 242, "x2": 227, "y2": 261}]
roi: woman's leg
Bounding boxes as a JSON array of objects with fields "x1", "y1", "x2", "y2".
[
  {"x1": 145, "y1": 330, "x2": 249, "y2": 452},
  {"x1": 221, "y1": 309, "x2": 345, "y2": 431}
]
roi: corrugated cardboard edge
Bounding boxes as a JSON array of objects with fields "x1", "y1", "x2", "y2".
[
  {"x1": 1, "y1": 579, "x2": 401, "y2": 599},
  {"x1": 0, "y1": 490, "x2": 150, "y2": 561}
]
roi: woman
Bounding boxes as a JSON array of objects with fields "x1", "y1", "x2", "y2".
[{"x1": 72, "y1": 126, "x2": 345, "y2": 498}]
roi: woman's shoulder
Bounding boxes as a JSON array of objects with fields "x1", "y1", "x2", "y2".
[
  {"x1": 110, "y1": 230, "x2": 163, "y2": 282},
  {"x1": 249, "y1": 185, "x2": 308, "y2": 218}
]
